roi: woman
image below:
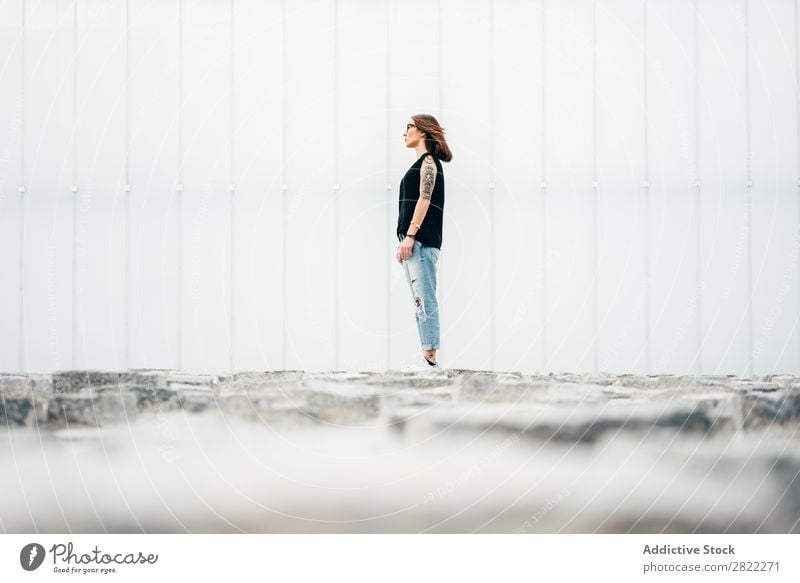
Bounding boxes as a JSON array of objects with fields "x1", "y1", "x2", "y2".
[{"x1": 396, "y1": 114, "x2": 453, "y2": 371}]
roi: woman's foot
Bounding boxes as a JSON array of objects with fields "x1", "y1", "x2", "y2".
[{"x1": 401, "y1": 355, "x2": 441, "y2": 372}]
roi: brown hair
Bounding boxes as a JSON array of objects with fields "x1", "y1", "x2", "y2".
[{"x1": 412, "y1": 114, "x2": 453, "y2": 162}]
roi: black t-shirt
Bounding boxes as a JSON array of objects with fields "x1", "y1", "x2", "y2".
[{"x1": 396, "y1": 152, "x2": 445, "y2": 249}]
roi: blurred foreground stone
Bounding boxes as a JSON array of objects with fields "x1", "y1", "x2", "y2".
[{"x1": 1, "y1": 368, "x2": 798, "y2": 533}]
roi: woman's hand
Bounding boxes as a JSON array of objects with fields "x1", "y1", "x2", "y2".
[{"x1": 396, "y1": 236, "x2": 415, "y2": 263}]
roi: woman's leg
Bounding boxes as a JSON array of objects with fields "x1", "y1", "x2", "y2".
[
  {"x1": 418, "y1": 245, "x2": 440, "y2": 361},
  {"x1": 402, "y1": 242, "x2": 440, "y2": 360},
  {"x1": 401, "y1": 247, "x2": 427, "y2": 349}
]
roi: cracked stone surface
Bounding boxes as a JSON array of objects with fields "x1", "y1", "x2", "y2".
[{"x1": 1, "y1": 368, "x2": 799, "y2": 533}]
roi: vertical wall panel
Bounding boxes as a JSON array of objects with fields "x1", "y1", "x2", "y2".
[
  {"x1": 181, "y1": 0, "x2": 230, "y2": 373},
  {"x1": 232, "y1": 0, "x2": 284, "y2": 371},
  {"x1": 22, "y1": 0, "x2": 74, "y2": 373},
  {"x1": 750, "y1": 0, "x2": 799, "y2": 374},
  {"x1": 74, "y1": 0, "x2": 126, "y2": 370},
  {"x1": 440, "y1": 0, "x2": 492, "y2": 370},
  {"x1": 285, "y1": 0, "x2": 335, "y2": 372},
  {"x1": 494, "y1": 0, "x2": 544, "y2": 374},
  {"x1": 545, "y1": 0, "x2": 595, "y2": 373},
  {"x1": 337, "y1": 0, "x2": 388, "y2": 371},
  {"x1": 648, "y1": 0, "x2": 700, "y2": 375},
  {"x1": 698, "y1": 0, "x2": 749, "y2": 375},
  {"x1": 129, "y1": 0, "x2": 179, "y2": 370},
  {"x1": 0, "y1": 0, "x2": 21, "y2": 198},
  {"x1": 596, "y1": 0, "x2": 647, "y2": 373},
  {"x1": 0, "y1": 0, "x2": 23, "y2": 371},
  {"x1": 387, "y1": 0, "x2": 438, "y2": 368}
]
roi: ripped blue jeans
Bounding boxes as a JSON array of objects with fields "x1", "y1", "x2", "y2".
[{"x1": 401, "y1": 239, "x2": 440, "y2": 350}]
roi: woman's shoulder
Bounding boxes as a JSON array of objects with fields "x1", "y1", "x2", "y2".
[{"x1": 419, "y1": 152, "x2": 442, "y2": 167}]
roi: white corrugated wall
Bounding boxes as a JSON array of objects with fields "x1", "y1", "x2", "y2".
[{"x1": 0, "y1": 0, "x2": 797, "y2": 375}]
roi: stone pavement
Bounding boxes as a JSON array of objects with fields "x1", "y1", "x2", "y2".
[{"x1": 1, "y1": 369, "x2": 798, "y2": 533}]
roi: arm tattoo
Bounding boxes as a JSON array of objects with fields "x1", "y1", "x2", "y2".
[{"x1": 421, "y1": 158, "x2": 436, "y2": 201}]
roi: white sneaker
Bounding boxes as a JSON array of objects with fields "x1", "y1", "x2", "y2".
[{"x1": 401, "y1": 355, "x2": 441, "y2": 373}]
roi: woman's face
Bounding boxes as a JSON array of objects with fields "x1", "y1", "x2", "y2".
[{"x1": 403, "y1": 120, "x2": 424, "y2": 148}]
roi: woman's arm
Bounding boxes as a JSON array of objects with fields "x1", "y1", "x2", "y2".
[
  {"x1": 407, "y1": 155, "x2": 437, "y2": 237},
  {"x1": 397, "y1": 154, "x2": 437, "y2": 262}
]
